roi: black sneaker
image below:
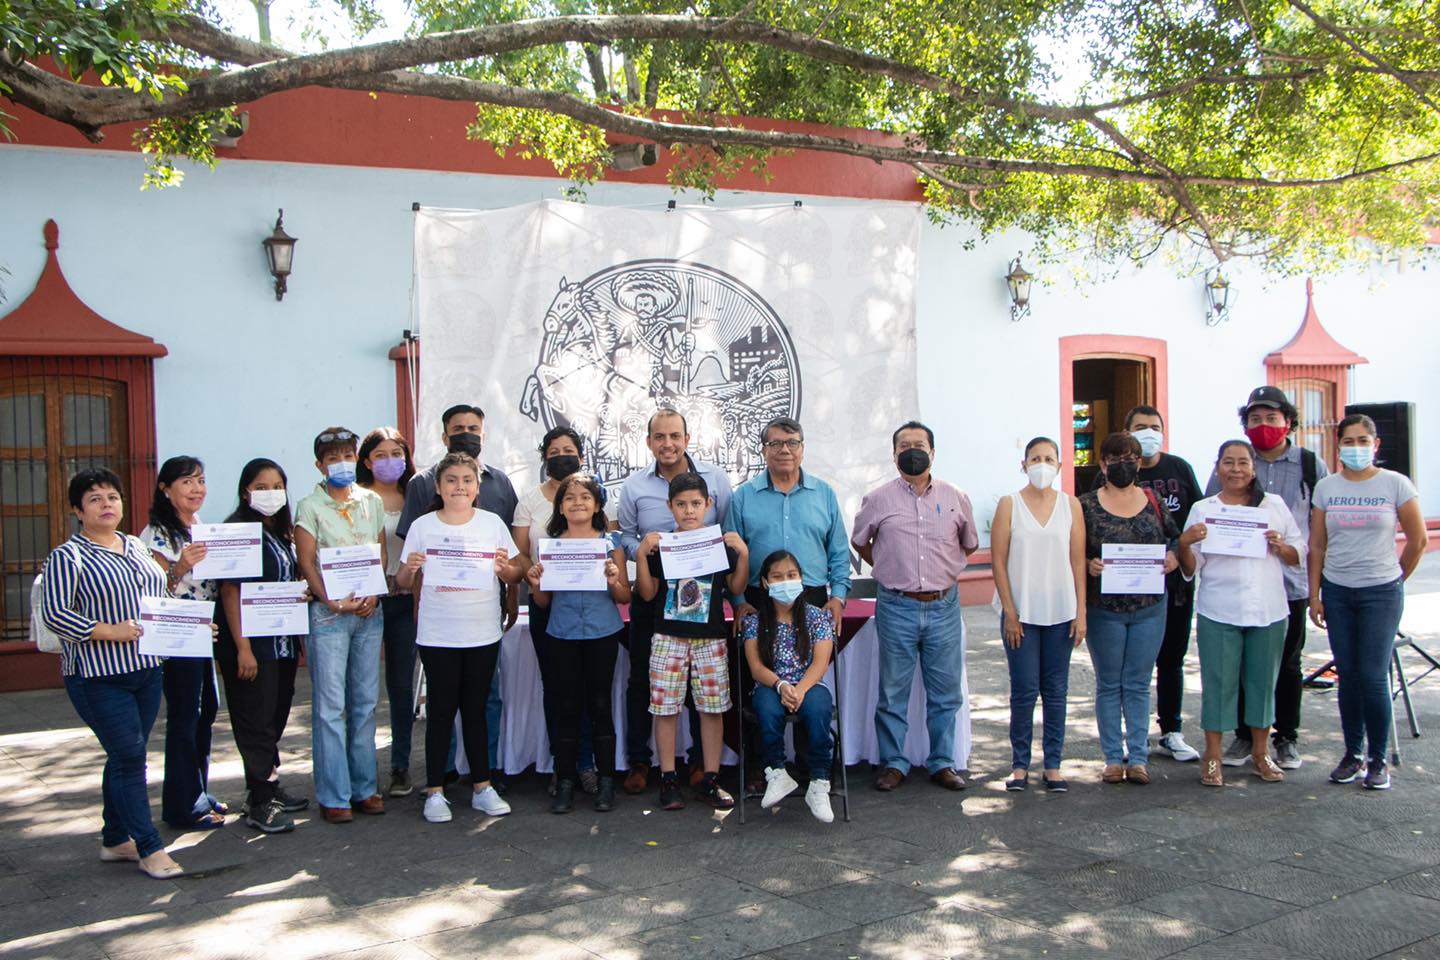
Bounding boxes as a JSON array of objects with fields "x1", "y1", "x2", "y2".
[
  {"x1": 659, "y1": 774, "x2": 685, "y2": 811},
  {"x1": 1272, "y1": 738, "x2": 1302, "y2": 771},
  {"x1": 1364, "y1": 759, "x2": 1392, "y2": 790},
  {"x1": 551, "y1": 779, "x2": 575, "y2": 814},
  {"x1": 246, "y1": 799, "x2": 296, "y2": 834},
  {"x1": 273, "y1": 783, "x2": 309, "y2": 812},
  {"x1": 695, "y1": 772, "x2": 735, "y2": 810},
  {"x1": 387, "y1": 769, "x2": 413, "y2": 798},
  {"x1": 1329, "y1": 754, "x2": 1364, "y2": 784},
  {"x1": 593, "y1": 776, "x2": 615, "y2": 813}
]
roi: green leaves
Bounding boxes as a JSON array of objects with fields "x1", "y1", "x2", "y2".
[{"x1": 3, "y1": 0, "x2": 1438, "y2": 267}]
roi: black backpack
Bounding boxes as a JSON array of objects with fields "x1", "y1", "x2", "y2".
[{"x1": 1299, "y1": 446, "x2": 1318, "y2": 505}]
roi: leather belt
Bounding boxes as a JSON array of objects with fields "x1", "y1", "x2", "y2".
[{"x1": 896, "y1": 589, "x2": 945, "y2": 602}]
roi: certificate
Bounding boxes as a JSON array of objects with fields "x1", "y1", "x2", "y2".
[
  {"x1": 1100, "y1": 543, "x2": 1166, "y2": 594},
  {"x1": 319, "y1": 543, "x2": 388, "y2": 599},
  {"x1": 424, "y1": 535, "x2": 497, "y2": 590},
  {"x1": 1201, "y1": 504, "x2": 1269, "y2": 558},
  {"x1": 190, "y1": 522, "x2": 263, "y2": 579},
  {"x1": 538, "y1": 538, "x2": 609, "y2": 591},
  {"x1": 137, "y1": 596, "x2": 215, "y2": 658},
  {"x1": 659, "y1": 525, "x2": 729, "y2": 580},
  {"x1": 240, "y1": 582, "x2": 309, "y2": 637}
]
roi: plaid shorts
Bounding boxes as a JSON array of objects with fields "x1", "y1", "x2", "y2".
[{"x1": 649, "y1": 633, "x2": 732, "y2": 716}]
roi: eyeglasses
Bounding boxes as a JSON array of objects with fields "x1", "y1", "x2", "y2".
[
  {"x1": 317, "y1": 430, "x2": 356, "y2": 443},
  {"x1": 762, "y1": 439, "x2": 803, "y2": 451},
  {"x1": 1104, "y1": 456, "x2": 1139, "y2": 465}
]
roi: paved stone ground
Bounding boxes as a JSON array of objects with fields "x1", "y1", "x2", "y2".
[{"x1": 4, "y1": 555, "x2": 1440, "y2": 960}]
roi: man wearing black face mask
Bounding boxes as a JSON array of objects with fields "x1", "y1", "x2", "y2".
[
  {"x1": 852, "y1": 421, "x2": 978, "y2": 793},
  {"x1": 396, "y1": 403, "x2": 520, "y2": 789}
]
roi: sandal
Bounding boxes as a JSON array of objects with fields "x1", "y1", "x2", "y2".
[
  {"x1": 1102, "y1": 764, "x2": 1126, "y2": 784},
  {"x1": 1253, "y1": 755, "x2": 1285, "y2": 782},
  {"x1": 189, "y1": 811, "x2": 226, "y2": 830},
  {"x1": 1201, "y1": 758, "x2": 1224, "y2": 787}
]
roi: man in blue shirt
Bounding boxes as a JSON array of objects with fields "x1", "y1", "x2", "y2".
[
  {"x1": 725, "y1": 416, "x2": 850, "y2": 630},
  {"x1": 617, "y1": 408, "x2": 733, "y2": 794}
]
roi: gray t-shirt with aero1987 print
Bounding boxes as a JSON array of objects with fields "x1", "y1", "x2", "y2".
[{"x1": 1313, "y1": 469, "x2": 1419, "y2": 588}]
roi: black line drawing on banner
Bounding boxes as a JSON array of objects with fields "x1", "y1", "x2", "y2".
[{"x1": 520, "y1": 258, "x2": 801, "y2": 492}]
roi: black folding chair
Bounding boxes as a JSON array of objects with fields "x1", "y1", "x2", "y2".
[
  {"x1": 735, "y1": 645, "x2": 850, "y2": 824},
  {"x1": 1302, "y1": 632, "x2": 1438, "y2": 766}
]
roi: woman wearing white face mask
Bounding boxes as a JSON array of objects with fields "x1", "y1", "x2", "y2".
[
  {"x1": 989, "y1": 437, "x2": 1087, "y2": 792},
  {"x1": 216, "y1": 459, "x2": 310, "y2": 832},
  {"x1": 1309, "y1": 415, "x2": 1427, "y2": 790}
]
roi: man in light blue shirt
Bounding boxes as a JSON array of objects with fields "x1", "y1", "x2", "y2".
[
  {"x1": 725, "y1": 416, "x2": 851, "y2": 632},
  {"x1": 616, "y1": 408, "x2": 733, "y2": 794}
]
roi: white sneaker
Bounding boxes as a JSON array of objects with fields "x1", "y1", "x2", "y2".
[
  {"x1": 805, "y1": 780, "x2": 834, "y2": 823},
  {"x1": 1156, "y1": 732, "x2": 1200, "y2": 762},
  {"x1": 760, "y1": 766, "x2": 799, "y2": 809},
  {"x1": 472, "y1": 786, "x2": 511, "y2": 817},
  {"x1": 423, "y1": 792, "x2": 452, "y2": 823}
]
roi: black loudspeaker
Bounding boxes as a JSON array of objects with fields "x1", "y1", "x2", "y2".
[{"x1": 1346, "y1": 401, "x2": 1416, "y2": 480}]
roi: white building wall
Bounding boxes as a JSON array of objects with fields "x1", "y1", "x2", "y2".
[{"x1": 2, "y1": 144, "x2": 1437, "y2": 533}]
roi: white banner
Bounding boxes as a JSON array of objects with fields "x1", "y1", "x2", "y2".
[{"x1": 413, "y1": 200, "x2": 920, "y2": 520}]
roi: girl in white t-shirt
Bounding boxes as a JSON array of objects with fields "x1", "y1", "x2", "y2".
[{"x1": 398, "y1": 452, "x2": 525, "y2": 823}]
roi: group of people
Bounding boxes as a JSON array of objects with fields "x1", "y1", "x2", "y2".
[
  {"x1": 39, "y1": 388, "x2": 1426, "y2": 881},
  {"x1": 989, "y1": 386, "x2": 1427, "y2": 793}
]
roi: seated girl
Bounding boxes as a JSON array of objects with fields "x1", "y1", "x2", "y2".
[{"x1": 740, "y1": 550, "x2": 836, "y2": 822}]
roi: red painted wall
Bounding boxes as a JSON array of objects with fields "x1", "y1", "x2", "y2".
[{"x1": 5, "y1": 79, "x2": 926, "y2": 203}]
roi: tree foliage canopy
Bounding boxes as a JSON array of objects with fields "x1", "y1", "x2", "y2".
[{"x1": 3, "y1": 0, "x2": 1439, "y2": 268}]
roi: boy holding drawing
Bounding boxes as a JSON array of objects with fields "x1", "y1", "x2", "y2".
[{"x1": 635, "y1": 472, "x2": 748, "y2": 811}]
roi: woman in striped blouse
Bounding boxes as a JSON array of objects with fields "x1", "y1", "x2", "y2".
[{"x1": 42, "y1": 468, "x2": 184, "y2": 879}]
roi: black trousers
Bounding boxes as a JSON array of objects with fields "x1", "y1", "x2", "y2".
[
  {"x1": 550, "y1": 629, "x2": 622, "y2": 781},
  {"x1": 1153, "y1": 587, "x2": 1196, "y2": 735},
  {"x1": 418, "y1": 644, "x2": 499, "y2": 789},
  {"x1": 1235, "y1": 597, "x2": 1310, "y2": 742},
  {"x1": 161, "y1": 657, "x2": 219, "y2": 825},
  {"x1": 217, "y1": 654, "x2": 298, "y2": 807}
]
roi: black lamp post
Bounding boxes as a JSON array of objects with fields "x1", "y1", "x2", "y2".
[
  {"x1": 1005, "y1": 254, "x2": 1034, "y2": 322},
  {"x1": 262, "y1": 209, "x2": 297, "y2": 301},
  {"x1": 1204, "y1": 268, "x2": 1231, "y2": 325}
]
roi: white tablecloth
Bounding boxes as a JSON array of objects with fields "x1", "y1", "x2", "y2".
[{"x1": 451, "y1": 613, "x2": 971, "y2": 775}]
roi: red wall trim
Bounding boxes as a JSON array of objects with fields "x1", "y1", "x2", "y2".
[
  {"x1": 1058, "y1": 335, "x2": 1170, "y2": 494},
  {"x1": 3, "y1": 84, "x2": 926, "y2": 202}
]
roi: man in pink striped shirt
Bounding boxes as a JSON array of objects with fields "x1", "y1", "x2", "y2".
[{"x1": 851, "y1": 421, "x2": 978, "y2": 792}]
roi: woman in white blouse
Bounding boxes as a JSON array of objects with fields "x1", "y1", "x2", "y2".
[
  {"x1": 1177, "y1": 440, "x2": 1304, "y2": 786},
  {"x1": 989, "y1": 437, "x2": 1087, "y2": 793}
]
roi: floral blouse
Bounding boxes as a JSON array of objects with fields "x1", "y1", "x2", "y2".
[{"x1": 1079, "y1": 490, "x2": 1179, "y2": 613}]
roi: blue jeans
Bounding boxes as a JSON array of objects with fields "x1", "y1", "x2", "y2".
[
  {"x1": 874, "y1": 586, "x2": 964, "y2": 775},
  {"x1": 1086, "y1": 602, "x2": 1166, "y2": 765},
  {"x1": 752, "y1": 682, "x2": 834, "y2": 779},
  {"x1": 381, "y1": 594, "x2": 417, "y2": 773},
  {"x1": 161, "y1": 656, "x2": 219, "y2": 825},
  {"x1": 64, "y1": 668, "x2": 165, "y2": 857},
  {"x1": 1322, "y1": 577, "x2": 1405, "y2": 763},
  {"x1": 307, "y1": 602, "x2": 384, "y2": 808},
  {"x1": 1003, "y1": 618, "x2": 1074, "y2": 770}
]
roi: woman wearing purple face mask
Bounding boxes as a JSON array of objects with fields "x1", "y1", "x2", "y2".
[{"x1": 358, "y1": 427, "x2": 419, "y2": 798}]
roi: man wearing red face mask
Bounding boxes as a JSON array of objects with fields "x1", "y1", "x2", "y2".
[{"x1": 1204, "y1": 386, "x2": 1328, "y2": 771}]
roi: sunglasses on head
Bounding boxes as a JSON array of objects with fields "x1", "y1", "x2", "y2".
[{"x1": 317, "y1": 431, "x2": 357, "y2": 443}]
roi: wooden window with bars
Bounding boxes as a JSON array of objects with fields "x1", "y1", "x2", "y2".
[{"x1": 0, "y1": 376, "x2": 130, "y2": 639}]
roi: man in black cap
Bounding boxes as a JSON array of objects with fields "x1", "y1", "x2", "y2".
[{"x1": 1204, "y1": 385, "x2": 1328, "y2": 770}]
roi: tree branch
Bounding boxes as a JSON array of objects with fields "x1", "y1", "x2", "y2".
[{"x1": 1286, "y1": 0, "x2": 1440, "y2": 114}]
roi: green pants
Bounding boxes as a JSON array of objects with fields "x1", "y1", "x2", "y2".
[{"x1": 1196, "y1": 615, "x2": 1287, "y2": 732}]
